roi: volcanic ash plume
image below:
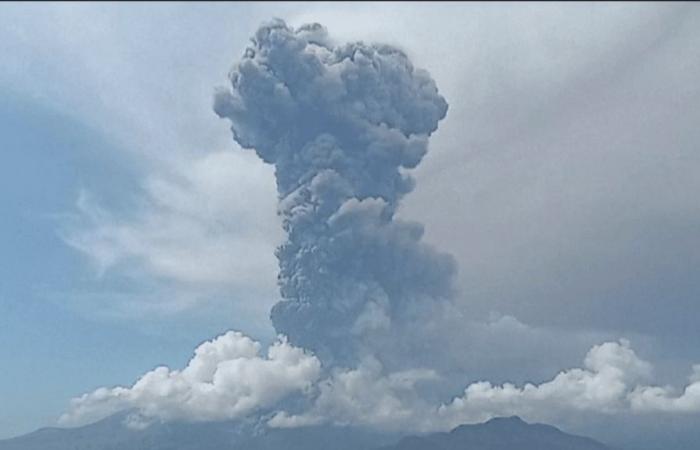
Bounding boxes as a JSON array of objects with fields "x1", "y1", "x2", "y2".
[{"x1": 215, "y1": 19, "x2": 456, "y2": 364}]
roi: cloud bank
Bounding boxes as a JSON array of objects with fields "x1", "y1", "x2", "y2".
[
  {"x1": 62, "y1": 333, "x2": 700, "y2": 431},
  {"x1": 60, "y1": 331, "x2": 321, "y2": 428},
  {"x1": 270, "y1": 339, "x2": 700, "y2": 431}
]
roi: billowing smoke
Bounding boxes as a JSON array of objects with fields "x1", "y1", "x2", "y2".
[{"x1": 214, "y1": 19, "x2": 456, "y2": 364}]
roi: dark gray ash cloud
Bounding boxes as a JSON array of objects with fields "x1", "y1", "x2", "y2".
[{"x1": 214, "y1": 19, "x2": 456, "y2": 364}]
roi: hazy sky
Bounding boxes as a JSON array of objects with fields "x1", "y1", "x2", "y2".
[{"x1": 1, "y1": 3, "x2": 699, "y2": 448}]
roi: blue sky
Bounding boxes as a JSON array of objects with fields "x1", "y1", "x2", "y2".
[
  {"x1": 0, "y1": 89, "x2": 224, "y2": 437},
  {"x1": 0, "y1": 3, "x2": 297, "y2": 437},
  {"x1": 1, "y1": 92, "x2": 136, "y2": 432},
  {"x1": 1, "y1": 2, "x2": 700, "y2": 446}
]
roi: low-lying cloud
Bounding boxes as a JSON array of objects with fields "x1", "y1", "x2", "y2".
[
  {"x1": 62, "y1": 332, "x2": 700, "y2": 432},
  {"x1": 60, "y1": 331, "x2": 321, "y2": 428}
]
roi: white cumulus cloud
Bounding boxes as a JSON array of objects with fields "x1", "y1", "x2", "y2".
[
  {"x1": 433, "y1": 340, "x2": 700, "y2": 430},
  {"x1": 271, "y1": 339, "x2": 700, "y2": 433},
  {"x1": 629, "y1": 364, "x2": 700, "y2": 414},
  {"x1": 59, "y1": 331, "x2": 321, "y2": 428},
  {"x1": 61, "y1": 335, "x2": 700, "y2": 433}
]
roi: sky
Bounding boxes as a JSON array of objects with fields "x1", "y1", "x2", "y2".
[{"x1": 1, "y1": 2, "x2": 700, "y2": 448}]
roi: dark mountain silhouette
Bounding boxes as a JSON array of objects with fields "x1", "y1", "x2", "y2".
[
  {"x1": 379, "y1": 416, "x2": 611, "y2": 450},
  {"x1": 0, "y1": 414, "x2": 611, "y2": 450}
]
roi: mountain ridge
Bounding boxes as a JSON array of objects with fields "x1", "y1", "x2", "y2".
[
  {"x1": 379, "y1": 416, "x2": 611, "y2": 450},
  {"x1": 0, "y1": 414, "x2": 612, "y2": 450}
]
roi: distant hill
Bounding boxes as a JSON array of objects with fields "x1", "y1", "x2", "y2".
[
  {"x1": 0, "y1": 414, "x2": 611, "y2": 450},
  {"x1": 0, "y1": 412, "x2": 394, "y2": 450},
  {"x1": 379, "y1": 416, "x2": 611, "y2": 450}
]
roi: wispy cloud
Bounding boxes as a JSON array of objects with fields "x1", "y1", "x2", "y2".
[{"x1": 59, "y1": 150, "x2": 281, "y2": 320}]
